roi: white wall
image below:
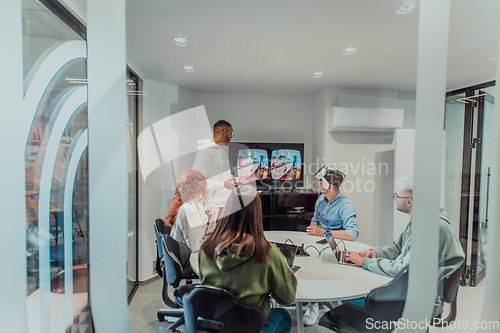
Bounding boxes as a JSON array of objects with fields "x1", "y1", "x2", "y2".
[
  {"x1": 315, "y1": 87, "x2": 416, "y2": 247},
  {"x1": 138, "y1": 79, "x2": 195, "y2": 280},
  {"x1": 193, "y1": 90, "x2": 315, "y2": 186}
]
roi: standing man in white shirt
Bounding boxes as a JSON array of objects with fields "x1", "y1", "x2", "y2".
[{"x1": 192, "y1": 120, "x2": 251, "y2": 209}]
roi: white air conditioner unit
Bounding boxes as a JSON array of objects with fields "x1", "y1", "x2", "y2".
[{"x1": 328, "y1": 107, "x2": 404, "y2": 132}]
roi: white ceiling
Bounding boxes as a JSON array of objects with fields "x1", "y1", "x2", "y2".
[{"x1": 126, "y1": 0, "x2": 499, "y2": 94}]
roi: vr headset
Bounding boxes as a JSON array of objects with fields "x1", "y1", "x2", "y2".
[{"x1": 314, "y1": 165, "x2": 331, "y2": 189}]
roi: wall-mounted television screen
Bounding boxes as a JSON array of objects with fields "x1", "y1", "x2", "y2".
[{"x1": 229, "y1": 142, "x2": 304, "y2": 188}]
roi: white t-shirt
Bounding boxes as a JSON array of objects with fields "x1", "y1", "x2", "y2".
[{"x1": 170, "y1": 200, "x2": 214, "y2": 253}]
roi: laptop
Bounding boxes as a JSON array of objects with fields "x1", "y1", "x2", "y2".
[
  {"x1": 326, "y1": 231, "x2": 357, "y2": 266},
  {"x1": 272, "y1": 242, "x2": 301, "y2": 273}
]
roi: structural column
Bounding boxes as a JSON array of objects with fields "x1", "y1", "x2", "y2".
[
  {"x1": 400, "y1": 0, "x2": 451, "y2": 331},
  {"x1": 87, "y1": 0, "x2": 132, "y2": 331},
  {"x1": 0, "y1": 0, "x2": 28, "y2": 331},
  {"x1": 478, "y1": 13, "x2": 500, "y2": 333}
]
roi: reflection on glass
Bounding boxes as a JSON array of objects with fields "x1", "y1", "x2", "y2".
[{"x1": 23, "y1": 0, "x2": 91, "y2": 331}]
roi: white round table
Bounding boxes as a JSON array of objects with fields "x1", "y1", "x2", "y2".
[{"x1": 190, "y1": 231, "x2": 392, "y2": 333}]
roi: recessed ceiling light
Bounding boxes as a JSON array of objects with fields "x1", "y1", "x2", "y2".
[
  {"x1": 173, "y1": 36, "x2": 187, "y2": 46},
  {"x1": 314, "y1": 72, "x2": 323, "y2": 76},
  {"x1": 312, "y1": 75, "x2": 321, "y2": 78},
  {"x1": 397, "y1": 4, "x2": 415, "y2": 14},
  {"x1": 184, "y1": 66, "x2": 193, "y2": 70},
  {"x1": 186, "y1": 70, "x2": 194, "y2": 73},
  {"x1": 343, "y1": 47, "x2": 357, "y2": 55}
]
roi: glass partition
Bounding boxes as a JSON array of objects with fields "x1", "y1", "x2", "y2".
[
  {"x1": 23, "y1": 0, "x2": 90, "y2": 331},
  {"x1": 24, "y1": 3, "x2": 141, "y2": 330},
  {"x1": 444, "y1": 85, "x2": 494, "y2": 286}
]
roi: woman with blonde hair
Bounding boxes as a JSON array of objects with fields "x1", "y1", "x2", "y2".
[
  {"x1": 165, "y1": 169, "x2": 219, "y2": 252},
  {"x1": 199, "y1": 185, "x2": 297, "y2": 333}
]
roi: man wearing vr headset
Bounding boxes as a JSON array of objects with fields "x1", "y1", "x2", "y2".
[
  {"x1": 306, "y1": 166, "x2": 359, "y2": 241},
  {"x1": 302, "y1": 166, "x2": 359, "y2": 326}
]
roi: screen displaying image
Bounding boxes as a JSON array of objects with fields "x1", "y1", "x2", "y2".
[
  {"x1": 271, "y1": 149, "x2": 302, "y2": 180},
  {"x1": 236, "y1": 149, "x2": 269, "y2": 179}
]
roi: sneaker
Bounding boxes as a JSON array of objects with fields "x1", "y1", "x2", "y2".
[{"x1": 303, "y1": 302, "x2": 319, "y2": 326}]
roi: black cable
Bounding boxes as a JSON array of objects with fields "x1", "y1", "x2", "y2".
[{"x1": 303, "y1": 245, "x2": 321, "y2": 255}]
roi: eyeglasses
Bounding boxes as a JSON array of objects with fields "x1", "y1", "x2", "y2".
[
  {"x1": 224, "y1": 129, "x2": 234, "y2": 138},
  {"x1": 393, "y1": 193, "x2": 411, "y2": 200}
]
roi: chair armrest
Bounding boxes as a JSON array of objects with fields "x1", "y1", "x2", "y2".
[{"x1": 174, "y1": 283, "x2": 199, "y2": 306}]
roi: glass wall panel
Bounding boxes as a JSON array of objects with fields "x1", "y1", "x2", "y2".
[{"x1": 23, "y1": 0, "x2": 91, "y2": 331}]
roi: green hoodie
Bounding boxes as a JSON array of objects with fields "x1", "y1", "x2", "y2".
[
  {"x1": 362, "y1": 208, "x2": 465, "y2": 316},
  {"x1": 199, "y1": 242, "x2": 297, "y2": 318}
]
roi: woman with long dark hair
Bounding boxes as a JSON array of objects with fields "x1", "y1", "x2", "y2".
[
  {"x1": 199, "y1": 185, "x2": 297, "y2": 333},
  {"x1": 165, "y1": 169, "x2": 219, "y2": 252}
]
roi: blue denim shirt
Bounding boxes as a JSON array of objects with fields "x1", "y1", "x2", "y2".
[{"x1": 311, "y1": 192, "x2": 358, "y2": 240}]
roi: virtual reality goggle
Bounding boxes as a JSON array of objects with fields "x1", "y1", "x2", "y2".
[
  {"x1": 314, "y1": 165, "x2": 331, "y2": 189},
  {"x1": 314, "y1": 165, "x2": 345, "y2": 189}
]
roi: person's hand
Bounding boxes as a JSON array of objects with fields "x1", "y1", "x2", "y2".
[
  {"x1": 224, "y1": 178, "x2": 237, "y2": 189},
  {"x1": 208, "y1": 205, "x2": 219, "y2": 223},
  {"x1": 306, "y1": 224, "x2": 324, "y2": 236},
  {"x1": 359, "y1": 249, "x2": 377, "y2": 258},
  {"x1": 238, "y1": 175, "x2": 253, "y2": 184},
  {"x1": 344, "y1": 251, "x2": 364, "y2": 266}
]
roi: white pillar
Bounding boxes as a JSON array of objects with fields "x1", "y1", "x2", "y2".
[
  {"x1": 87, "y1": 0, "x2": 132, "y2": 331},
  {"x1": 399, "y1": 0, "x2": 451, "y2": 331},
  {"x1": 0, "y1": 0, "x2": 28, "y2": 332},
  {"x1": 478, "y1": 13, "x2": 500, "y2": 333}
]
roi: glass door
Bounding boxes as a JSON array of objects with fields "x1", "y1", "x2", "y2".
[
  {"x1": 444, "y1": 85, "x2": 494, "y2": 286},
  {"x1": 126, "y1": 71, "x2": 140, "y2": 300}
]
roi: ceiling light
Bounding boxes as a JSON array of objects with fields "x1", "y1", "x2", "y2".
[
  {"x1": 312, "y1": 75, "x2": 321, "y2": 78},
  {"x1": 173, "y1": 36, "x2": 187, "y2": 46},
  {"x1": 490, "y1": 57, "x2": 498, "y2": 61},
  {"x1": 343, "y1": 47, "x2": 357, "y2": 55},
  {"x1": 184, "y1": 66, "x2": 193, "y2": 70},
  {"x1": 186, "y1": 70, "x2": 194, "y2": 73},
  {"x1": 314, "y1": 72, "x2": 323, "y2": 76},
  {"x1": 397, "y1": 4, "x2": 415, "y2": 14}
]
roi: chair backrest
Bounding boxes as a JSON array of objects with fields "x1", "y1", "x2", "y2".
[
  {"x1": 182, "y1": 285, "x2": 266, "y2": 333},
  {"x1": 153, "y1": 219, "x2": 170, "y2": 277},
  {"x1": 365, "y1": 266, "x2": 409, "y2": 317},
  {"x1": 163, "y1": 234, "x2": 191, "y2": 288},
  {"x1": 442, "y1": 264, "x2": 464, "y2": 303}
]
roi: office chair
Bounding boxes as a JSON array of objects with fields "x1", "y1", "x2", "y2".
[
  {"x1": 319, "y1": 266, "x2": 409, "y2": 333},
  {"x1": 177, "y1": 284, "x2": 266, "y2": 333},
  {"x1": 154, "y1": 219, "x2": 198, "y2": 331},
  {"x1": 431, "y1": 264, "x2": 464, "y2": 327}
]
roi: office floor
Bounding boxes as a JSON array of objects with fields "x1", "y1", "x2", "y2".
[{"x1": 129, "y1": 278, "x2": 486, "y2": 333}]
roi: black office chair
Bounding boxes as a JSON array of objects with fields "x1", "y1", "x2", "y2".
[
  {"x1": 176, "y1": 284, "x2": 266, "y2": 333},
  {"x1": 319, "y1": 266, "x2": 409, "y2": 333},
  {"x1": 432, "y1": 264, "x2": 464, "y2": 327},
  {"x1": 154, "y1": 219, "x2": 198, "y2": 331}
]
